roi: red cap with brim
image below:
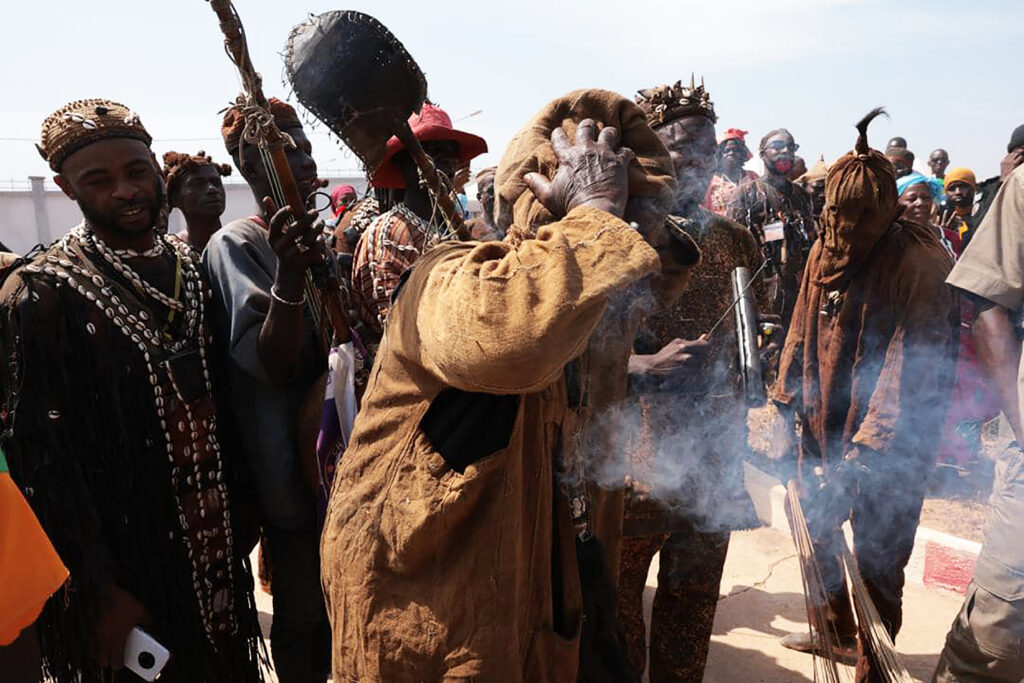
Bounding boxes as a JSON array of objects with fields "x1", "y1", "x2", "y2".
[{"x1": 370, "y1": 104, "x2": 488, "y2": 189}]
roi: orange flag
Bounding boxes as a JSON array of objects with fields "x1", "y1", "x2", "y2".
[{"x1": 0, "y1": 448, "x2": 69, "y2": 645}]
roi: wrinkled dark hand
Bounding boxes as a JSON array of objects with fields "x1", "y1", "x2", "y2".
[
  {"x1": 633, "y1": 335, "x2": 709, "y2": 377},
  {"x1": 524, "y1": 119, "x2": 634, "y2": 219},
  {"x1": 91, "y1": 584, "x2": 150, "y2": 670},
  {"x1": 264, "y1": 198, "x2": 324, "y2": 299},
  {"x1": 1001, "y1": 148, "x2": 1024, "y2": 182}
]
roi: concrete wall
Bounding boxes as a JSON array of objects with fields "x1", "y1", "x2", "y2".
[{"x1": 0, "y1": 175, "x2": 368, "y2": 255}]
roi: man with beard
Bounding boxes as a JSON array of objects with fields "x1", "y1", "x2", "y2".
[
  {"x1": 322, "y1": 89, "x2": 699, "y2": 681},
  {"x1": 618, "y1": 79, "x2": 765, "y2": 682},
  {"x1": 350, "y1": 103, "x2": 487, "y2": 342},
  {"x1": 772, "y1": 109, "x2": 957, "y2": 682},
  {"x1": 203, "y1": 97, "x2": 331, "y2": 683},
  {"x1": 929, "y1": 148, "x2": 950, "y2": 180},
  {"x1": 703, "y1": 127, "x2": 757, "y2": 215},
  {"x1": 728, "y1": 127, "x2": 813, "y2": 324},
  {"x1": 0, "y1": 99, "x2": 263, "y2": 682},
  {"x1": 162, "y1": 150, "x2": 232, "y2": 252}
]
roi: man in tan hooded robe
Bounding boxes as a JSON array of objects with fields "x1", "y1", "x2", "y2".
[{"x1": 321, "y1": 90, "x2": 698, "y2": 682}]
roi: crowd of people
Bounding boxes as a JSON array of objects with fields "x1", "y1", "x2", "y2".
[{"x1": 0, "y1": 69, "x2": 1022, "y2": 683}]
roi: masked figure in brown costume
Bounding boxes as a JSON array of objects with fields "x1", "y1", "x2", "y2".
[
  {"x1": 771, "y1": 109, "x2": 958, "y2": 682},
  {"x1": 728, "y1": 128, "x2": 814, "y2": 326},
  {"x1": 320, "y1": 89, "x2": 699, "y2": 682},
  {"x1": 614, "y1": 79, "x2": 766, "y2": 683}
]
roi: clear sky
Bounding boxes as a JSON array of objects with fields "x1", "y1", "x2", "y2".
[{"x1": 1, "y1": 0, "x2": 1020, "y2": 184}]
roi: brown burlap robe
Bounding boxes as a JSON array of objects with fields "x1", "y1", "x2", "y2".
[
  {"x1": 321, "y1": 89, "x2": 694, "y2": 681},
  {"x1": 494, "y1": 88, "x2": 691, "y2": 588},
  {"x1": 321, "y1": 208, "x2": 659, "y2": 682}
]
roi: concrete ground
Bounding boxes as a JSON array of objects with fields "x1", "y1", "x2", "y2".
[{"x1": 637, "y1": 525, "x2": 965, "y2": 682}]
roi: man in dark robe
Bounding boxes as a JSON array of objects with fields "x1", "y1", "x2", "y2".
[
  {"x1": 727, "y1": 127, "x2": 813, "y2": 325},
  {"x1": 0, "y1": 99, "x2": 263, "y2": 682},
  {"x1": 618, "y1": 79, "x2": 765, "y2": 682},
  {"x1": 771, "y1": 109, "x2": 958, "y2": 683}
]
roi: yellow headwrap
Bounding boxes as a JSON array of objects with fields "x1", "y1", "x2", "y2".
[{"x1": 943, "y1": 167, "x2": 976, "y2": 190}]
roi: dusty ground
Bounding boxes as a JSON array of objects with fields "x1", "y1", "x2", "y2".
[
  {"x1": 642, "y1": 526, "x2": 964, "y2": 683},
  {"x1": 254, "y1": 527, "x2": 964, "y2": 683},
  {"x1": 248, "y1": 405, "x2": 989, "y2": 682}
]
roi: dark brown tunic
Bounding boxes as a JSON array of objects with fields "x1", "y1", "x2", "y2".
[
  {"x1": 772, "y1": 218, "x2": 958, "y2": 683},
  {"x1": 772, "y1": 218, "x2": 958, "y2": 473}
]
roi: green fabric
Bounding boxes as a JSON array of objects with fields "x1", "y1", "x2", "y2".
[{"x1": 0, "y1": 448, "x2": 7, "y2": 474}]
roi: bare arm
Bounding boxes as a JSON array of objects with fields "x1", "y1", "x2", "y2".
[
  {"x1": 257, "y1": 200, "x2": 324, "y2": 385},
  {"x1": 974, "y1": 301, "x2": 1023, "y2": 443},
  {"x1": 629, "y1": 336, "x2": 708, "y2": 377}
]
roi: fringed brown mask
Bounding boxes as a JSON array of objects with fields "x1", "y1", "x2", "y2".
[{"x1": 817, "y1": 108, "x2": 901, "y2": 289}]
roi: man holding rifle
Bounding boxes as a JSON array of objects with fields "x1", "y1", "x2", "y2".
[{"x1": 618, "y1": 78, "x2": 766, "y2": 682}]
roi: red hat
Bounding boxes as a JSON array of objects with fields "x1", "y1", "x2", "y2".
[
  {"x1": 370, "y1": 104, "x2": 488, "y2": 189},
  {"x1": 718, "y1": 128, "x2": 753, "y2": 160}
]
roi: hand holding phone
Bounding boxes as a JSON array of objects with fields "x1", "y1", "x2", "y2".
[{"x1": 124, "y1": 627, "x2": 170, "y2": 681}]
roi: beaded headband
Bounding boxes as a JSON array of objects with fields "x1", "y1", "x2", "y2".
[{"x1": 38, "y1": 99, "x2": 152, "y2": 172}]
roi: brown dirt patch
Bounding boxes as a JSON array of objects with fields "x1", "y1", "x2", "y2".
[{"x1": 919, "y1": 497, "x2": 987, "y2": 544}]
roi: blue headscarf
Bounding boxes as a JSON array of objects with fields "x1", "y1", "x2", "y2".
[{"x1": 896, "y1": 171, "x2": 944, "y2": 201}]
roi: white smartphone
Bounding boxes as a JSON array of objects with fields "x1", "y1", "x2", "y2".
[{"x1": 123, "y1": 627, "x2": 170, "y2": 681}]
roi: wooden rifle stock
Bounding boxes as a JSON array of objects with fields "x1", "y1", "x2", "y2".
[{"x1": 205, "y1": 0, "x2": 351, "y2": 345}]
